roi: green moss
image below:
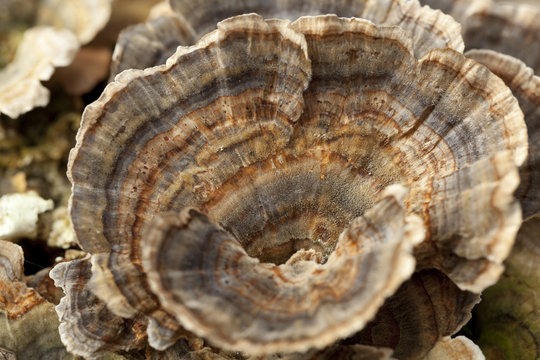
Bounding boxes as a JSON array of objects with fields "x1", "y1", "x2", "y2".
[
  {"x1": 473, "y1": 218, "x2": 540, "y2": 360},
  {"x1": 0, "y1": 30, "x2": 24, "y2": 69},
  {"x1": 0, "y1": 91, "x2": 81, "y2": 169}
]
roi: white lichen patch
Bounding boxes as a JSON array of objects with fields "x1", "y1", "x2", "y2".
[
  {"x1": 0, "y1": 191, "x2": 53, "y2": 240},
  {"x1": 48, "y1": 207, "x2": 76, "y2": 249}
]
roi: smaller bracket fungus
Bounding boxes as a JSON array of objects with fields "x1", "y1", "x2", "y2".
[
  {"x1": 110, "y1": 11, "x2": 195, "y2": 80},
  {"x1": 462, "y1": 1, "x2": 540, "y2": 74},
  {"x1": 60, "y1": 12, "x2": 527, "y2": 358},
  {"x1": 0, "y1": 241, "x2": 72, "y2": 359},
  {"x1": 0, "y1": 27, "x2": 78, "y2": 119},
  {"x1": 167, "y1": 0, "x2": 464, "y2": 57},
  {"x1": 0, "y1": 347, "x2": 16, "y2": 360},
  {"x1": 0, "y1": 0, "x2": 112, "y2": 118},
  {"x1": 36, "y1": 0, "x2": 112, "y2": 45},
  {"x1": 422, "y1": 0, "x2": 540, "y2": 74},
  {"x1": 110, "y1": 0, "x2": 464, "y2": 79},
  {"x1": 421, "y1": 0, "x2": 540, "y2": 220},
  {"x1": 466, "y1": 49, "x2": 540, "y2": 220},
  {"x1": 347, "y1": 269, "x2": 479, "y2": 359},
  {"x1": 50, "y1": 256, "x2": 147, "y2": 359},
  {"x1": 420, "y1": 0, "x2": 488, "y2": 25}
]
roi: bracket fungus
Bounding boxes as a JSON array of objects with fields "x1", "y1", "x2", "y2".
[
  {"x1": 0, "y1": 27, "x2": 78, "y2": 119},
  {"x1": 0, "y1": 241, "x2": 72, "y2": 359},
  {"x1": 50, "y1": 255, "x2": 147, "y2": 358},
  {"x1": 346, "y1": 269, "x2": 479, "y2": 359},
  {"x1": 0, "y1": 348, "x2": 16, "y2": 360},
  {"x1": 140, "y1": 186, "x2": 422, "y2": 354},
  {"x1": 55, "y1": 5, "x2": 528, "y2": 359},
  {"x1": 110, "y1": 10, "x2": 195, "y2": 81},
  {"x1": 0, "y1": 0, "x2": 112, "y2": 118},
  {"x1": 461, "y1": 1, "x2": 540, "y2": 75},
  {"x1": 110, "y1": 0, "x2": 464, "y2": 78},
  {"x1": 421, "y1": 0, "x2": 540, "y2": 220},
  {"x1": 466, "y1": 50, "x2": 540, "y2": 219},
  {"x1": 167, "y1": 0, "x2": 465, "y2": 57},
  {"x1": 419, "y1": 0, "x2": 540, "y2": 74}
]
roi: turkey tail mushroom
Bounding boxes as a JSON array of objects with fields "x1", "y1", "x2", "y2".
[
  {"x1": 60, "y1": 12, "x2": 527, "y2": 358},
  {"x1": 347, "y1": 269, "x2": 479, "y2": 359},
  {"x1": 141, "y1": 185, "x2": 423, "y2": 354},
  {"x1": 70, "y1": 14, "x2": 312, "y2": 350},
  {"x1": 0, "y1": 241, "x2": 72, "y2": 359},
  {"x1": 167, "y1": 0, "x2": 464, "y2": 57},
  {"x1": 110, "y1": 0, "x2": 464, "y2": 79},
  {"x1": 467, "y1": 49, "x2": 540, "y2": 220},
  {"x1": 49, "y1": 256, "x2": 148, "y2": 359},
  {"x1": 462, "y1": 2, "x2": 540, "y2": 74}
]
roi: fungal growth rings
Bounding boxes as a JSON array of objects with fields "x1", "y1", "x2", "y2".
[
  {"x1": 194, "y1": 152, "x2": 392, "y2": 264},
  {"x1": 52, "y1": 9, "x2": 526, "y2": 359}
]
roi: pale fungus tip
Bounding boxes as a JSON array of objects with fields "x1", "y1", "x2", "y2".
[{"x1": 423, "y1": 336, "x2": 485, "y2": 360}]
